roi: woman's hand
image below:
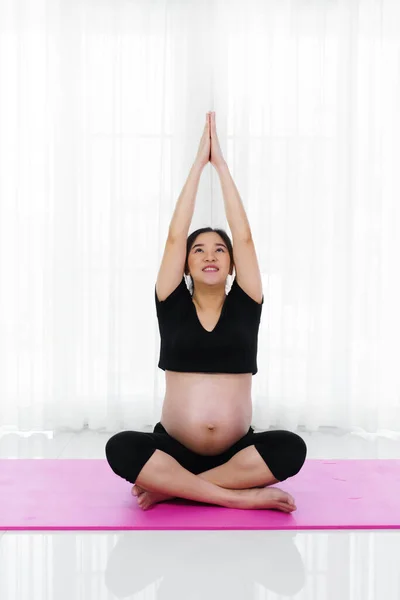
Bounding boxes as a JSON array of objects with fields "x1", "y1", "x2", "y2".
[
  {"x1": 209, "y1": 111, "x2": 226, "y2": 170},
  {"x1": 194, "y1": 112, "x2": 211, "y2": 169}
]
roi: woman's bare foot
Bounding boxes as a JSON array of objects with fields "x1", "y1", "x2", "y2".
[
  {"x1": 131, "y1": 484, "x2": 145, "y2": 497},
  {"x1": 132, "y1": 484, "x2": 176, "y2": 509},
  {"x1": 235, "y1": 487, "x2": 297, "y2": 512}
]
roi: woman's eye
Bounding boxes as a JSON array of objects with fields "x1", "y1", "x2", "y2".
[{"x1": 195, "y1": 248, "x2": 224, "y2": 253}]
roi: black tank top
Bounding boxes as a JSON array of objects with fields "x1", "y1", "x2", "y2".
[{"x1": 155, "y1": 276, "x2": 263, "y2": 375}]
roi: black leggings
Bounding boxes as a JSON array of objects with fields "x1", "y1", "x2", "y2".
[{"x1": 105, "y1": 422, "x2": 307, "y2": 484}]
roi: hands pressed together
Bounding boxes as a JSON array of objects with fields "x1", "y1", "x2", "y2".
[{"x1": 195, "y1": 111, "x2": 226, "y2": 170}]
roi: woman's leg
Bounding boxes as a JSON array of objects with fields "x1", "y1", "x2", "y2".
[
  {"x1": 197, "y1": 444, "x2": 279, "y2": 489},
  {"x1": 105, "y1": 429, "x2": 241, "y2": 508},
  {"x1": 134, "y1": 448, "x2": 242, "y2": 508},
  {"x1": 106, "y1": 423, "x2": 209, "y2": 484},
  {"x1": 197, "y1": 429, "x2": 307, "y2": 489}
]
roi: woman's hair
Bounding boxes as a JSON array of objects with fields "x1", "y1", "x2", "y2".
[{"x1": 184, "y1": 227, "x2": 234, "y2": 282}]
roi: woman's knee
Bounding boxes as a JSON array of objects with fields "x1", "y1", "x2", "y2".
[
  {"x1": 105, "y1": 430, "x2": 156, "y2": 483},
  {"x1": 276, "y1": 431, "x2": 307, "y2": 480},
  {"x1": 255, "y1": 430, "x2": 307, "y2": 482},
  {"x1": 105, "y1": 431, "x2": 130, "y2": 464}
]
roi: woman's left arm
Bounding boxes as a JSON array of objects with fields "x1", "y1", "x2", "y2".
[
  {"x1": 210, "y1": 112, "x2": 252, "y2": 242},
  {"x1": 215, "y1": 161, "x2": 252, "y2": 242}
]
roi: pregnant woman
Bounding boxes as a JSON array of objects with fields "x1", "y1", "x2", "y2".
[{"x1": 106, "y1": 112, "x2": 307, "y2": 511}]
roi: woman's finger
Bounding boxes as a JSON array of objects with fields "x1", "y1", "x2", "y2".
[{"x1": 210, "y1": 112, "x2": 216, "y2": 136}]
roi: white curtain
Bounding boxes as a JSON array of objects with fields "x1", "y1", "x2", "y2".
[{"x1": 0, "y1": 0, "x2": 399, "y2": 437}]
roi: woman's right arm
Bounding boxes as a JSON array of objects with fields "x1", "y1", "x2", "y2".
[
  {"x1": 168, "y1": 160, "x2": 204, "y2": 241},
  {"x1": 168, "y1": 112, "x2": 211, "y2": 241},
  {"x1": 157, "y1": 160, "x2": 204, "y2": 302}
]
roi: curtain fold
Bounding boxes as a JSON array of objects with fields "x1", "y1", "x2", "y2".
[{"x1": 0, "y1": 0, "x2": 399, "y2": 436}]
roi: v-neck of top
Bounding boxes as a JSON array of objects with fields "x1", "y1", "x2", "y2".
[{"x1": 191, "y1": 295, "x2": 228, "y2": 333}]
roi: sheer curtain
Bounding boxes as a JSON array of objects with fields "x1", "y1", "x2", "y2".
[{"x1": 0, "y1": 0, "x2": 399, "y2": 436}]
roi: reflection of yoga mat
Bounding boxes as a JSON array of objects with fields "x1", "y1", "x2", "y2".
[{"x1": 1, "y1": 459, "x2": 400, "y2": 530}]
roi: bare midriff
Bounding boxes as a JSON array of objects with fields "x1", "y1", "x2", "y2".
[{"x1": 160, "y1": 370, "x2": 253, "y2": 456}]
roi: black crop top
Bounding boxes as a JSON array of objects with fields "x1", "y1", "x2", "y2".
[{"x1": 155, "y1": 276, "x2": 264, "y2": 375}]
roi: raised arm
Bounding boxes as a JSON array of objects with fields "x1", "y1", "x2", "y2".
[
  {"x1": 210, "y1": 112, "x2": 252, "y2": 242},
  {"x1": 168, "y1": 161, "x2": 204, "y2": 241},
  {"x1": 168, "y1": 113, "x2": 211, "y2": 241}
]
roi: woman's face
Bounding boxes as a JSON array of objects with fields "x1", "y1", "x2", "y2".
[{"x1": 186, "y1": 232, "x2": 233, "y2": 286}]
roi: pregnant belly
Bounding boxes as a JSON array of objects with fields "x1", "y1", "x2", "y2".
[{"x1": 161, "y1": 398, "x2": 252, "y2": 455}]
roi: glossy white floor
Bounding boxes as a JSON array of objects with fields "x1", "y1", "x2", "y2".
[{"x1": 1, "y1": 428, "x2": 400, "y2": 600}]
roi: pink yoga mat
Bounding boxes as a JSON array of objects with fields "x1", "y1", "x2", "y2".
[{"x1": 1, "y1": 459, "x2": 400, "y2": 530}]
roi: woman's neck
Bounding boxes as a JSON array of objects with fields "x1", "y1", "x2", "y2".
[{"x1": 192, "y1": 284, "x2": 226, "y2": 311}]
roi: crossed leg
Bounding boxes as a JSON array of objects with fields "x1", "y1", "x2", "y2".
[
  {"x1": 197, "y1": 444, "x2": 279, "y2": 488},
  {"x1": 132, "y1": 444, "x2": 286, "y2": 510}
]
